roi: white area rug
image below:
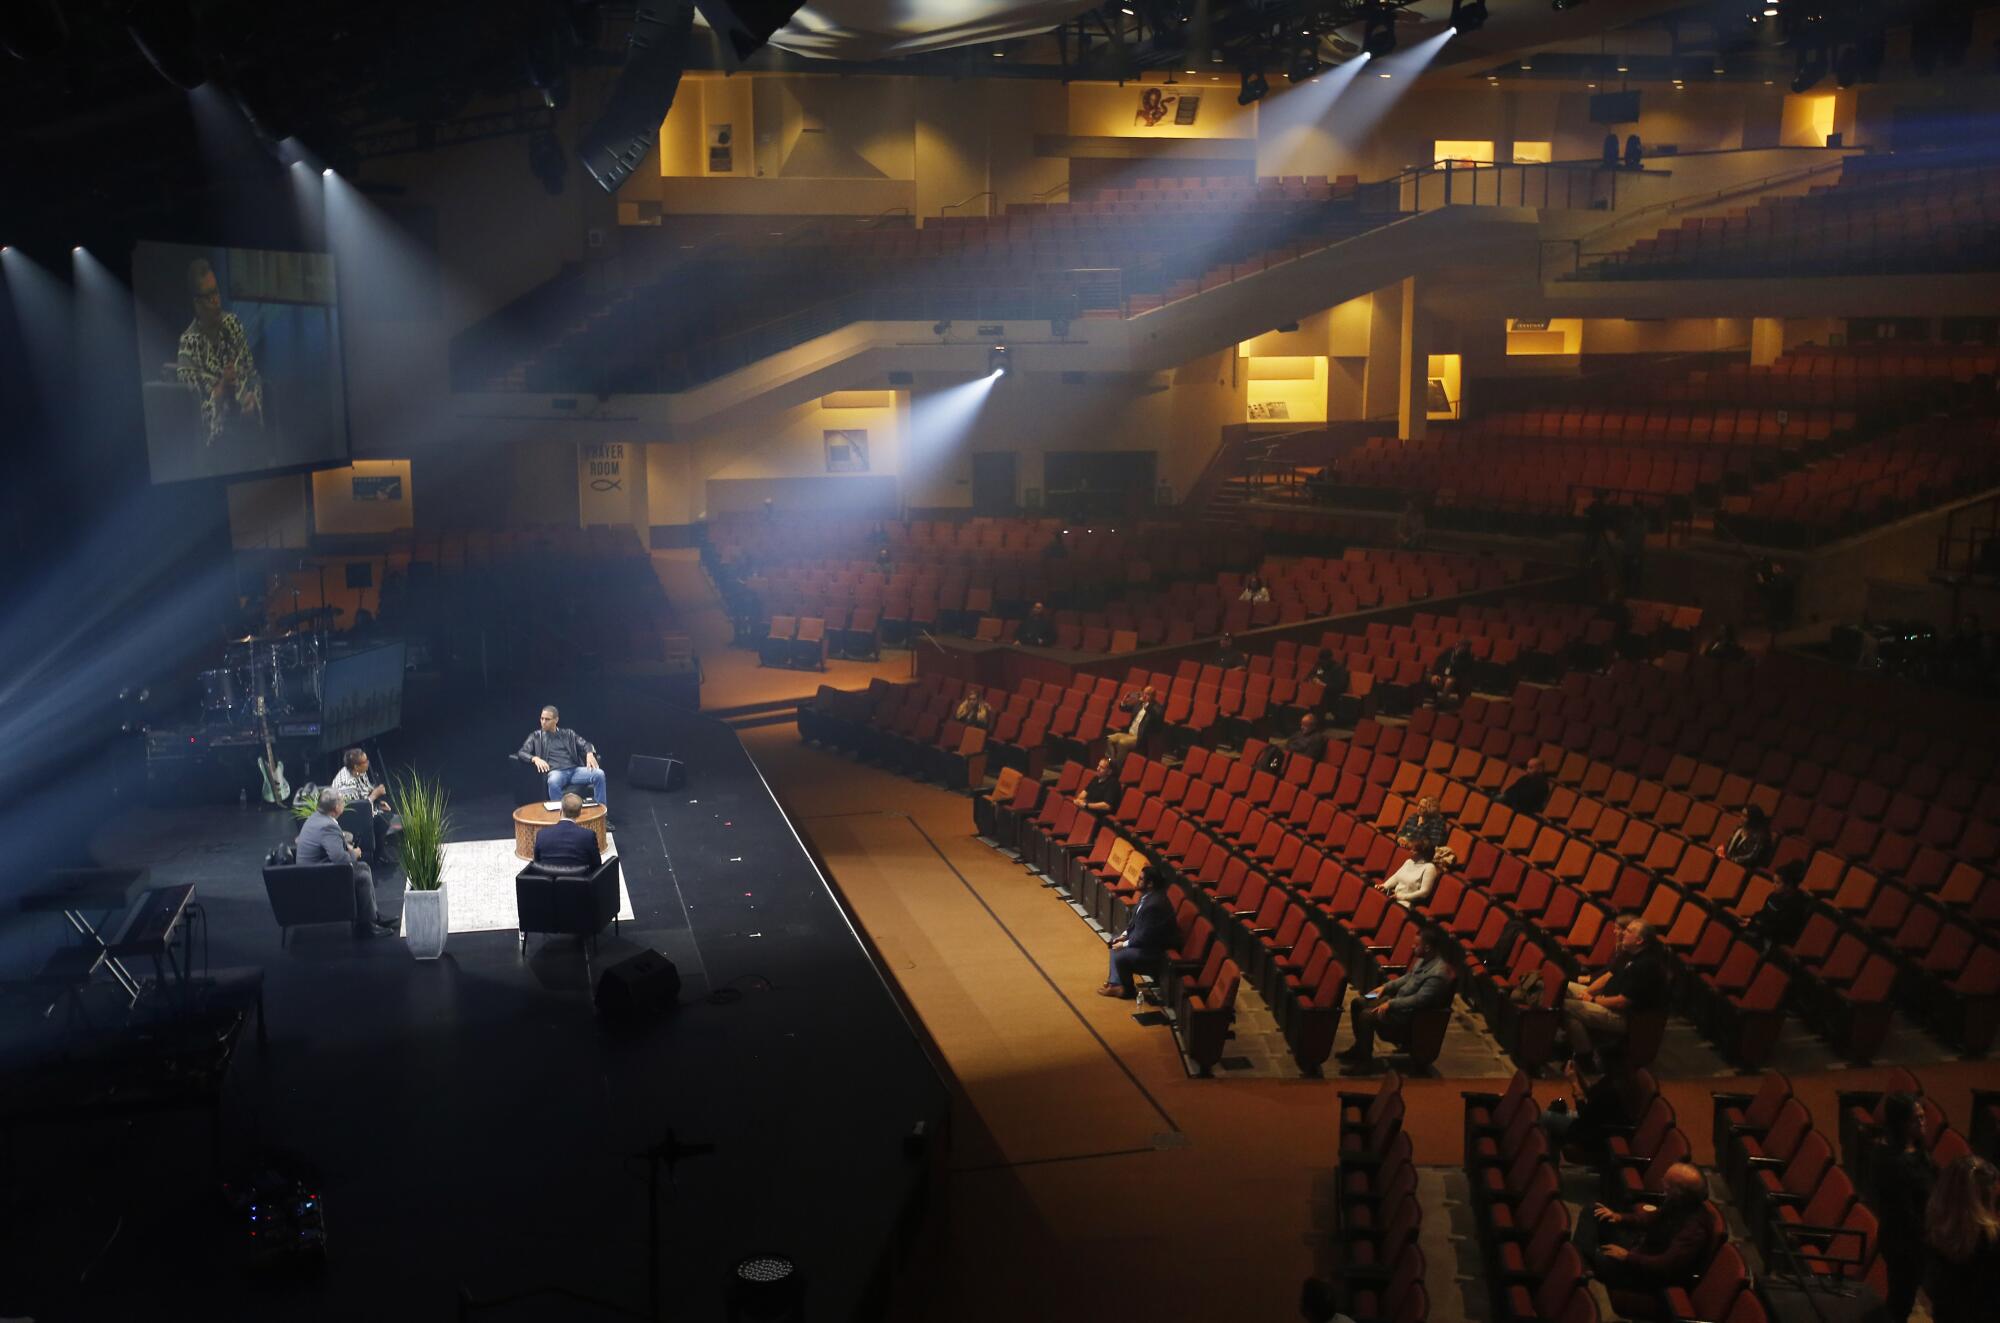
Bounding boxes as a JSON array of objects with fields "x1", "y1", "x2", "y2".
[{"x1": 402, "y1": 836, "x2": 635, "y2": 936}]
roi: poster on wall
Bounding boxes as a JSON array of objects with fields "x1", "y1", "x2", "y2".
[
  {"x1": 1134, "y1": 88, "x2": 1198, "y2": 128},
  {"x1": 577, "y1": 442, "x2": 632, "y2": 525},
  {"x1": 707, "y1": 124, "x2": 734, "y2": 173},
  {"x1": 824, "y1": 429, "x2": 870, "y2": 472},
  {"x1": 1247, "y1": 401, "x2": 1291, "y2": 421}
]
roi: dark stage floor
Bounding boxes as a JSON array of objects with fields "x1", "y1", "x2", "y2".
[{"x1": 0, "y1": 679, "x2": 947, "y2": 1322}]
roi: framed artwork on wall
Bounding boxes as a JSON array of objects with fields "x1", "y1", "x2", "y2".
[{"x1": 825, "y1": 429, "x2": 870, "y2": 472}]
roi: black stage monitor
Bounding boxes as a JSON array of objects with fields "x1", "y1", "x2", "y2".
[
  {"x1": 132, "y1": 241, "x2": 349, "y2": 484},
  {"x1": 318, "y1": 642, "x2": 406, "y2": 753}
]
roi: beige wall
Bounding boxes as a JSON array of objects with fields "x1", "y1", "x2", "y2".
[
  {"x1": 312, "y1": 460, "x2": 415, "y2": 536},
  {"x1": 228, "y1": 474, "x2": 313, "y2": 550},
  {"x1": 1067, "y1": 83, "x2": 1257, "y2": 140}
]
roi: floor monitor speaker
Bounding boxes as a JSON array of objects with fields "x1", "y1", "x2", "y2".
[
  {"x1": 628, "y1": 753, "x2": 686, "y2": 792},
  {"x1": 595, "y1": 949, "x2": 682, "y2": 1020}
]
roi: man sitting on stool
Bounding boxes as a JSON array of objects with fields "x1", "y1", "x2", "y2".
[
  {"x1": 533, "y1": 792, "x2": 602, "y2": 872},
  {"x1": 517, "y1": 704, "x2": 607, "y2": 810},
  {"x1": 298, "y1": 786, "x2": 394, "y2": 935},
  {"x1": 1336, "y1": 928, "x2": 1452, "y2": 1068}
]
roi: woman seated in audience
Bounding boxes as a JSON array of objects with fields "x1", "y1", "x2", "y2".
[
  {"x1": 1238, "y1": 574, "x2": 1270, "y2": 603},
  {"x1": 1378, "y1": 842, "x2": 1439, "y2": 907},
  {"x1": 952, "y1": 685, "x2": 992, "y2": 730},
  {"x1": 1924, "y1": 1155, "x2": 2000, "y2": 1323},
  {"x1": 1716, "y1": 804, "x2": 1773, "y2": 868}
]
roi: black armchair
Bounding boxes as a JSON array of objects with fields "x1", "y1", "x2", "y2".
[
  {"x1": 261, "y1": 862, "x2": 361, "y2": 946},
  {"x1": 515, "y1": 855, "x2": 621, "y2": 951},
  {"x1": 511, "y1": 754, "x2": 598, "y2": 807}
]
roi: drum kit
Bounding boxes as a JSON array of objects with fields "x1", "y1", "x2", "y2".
[{"x1": 200, "y1": 605, "x2": 338, "y2": 726}]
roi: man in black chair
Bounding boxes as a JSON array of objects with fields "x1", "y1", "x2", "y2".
[
  {"x1": 1336, "y1": 928, "x2": 1452, "y2": 1069},
  {"x1": 533, "y1": 793, "x2": 602, "y2": 873},
  {"x1": 297, "y1": 786, "x2": 395, "y2": 935}
]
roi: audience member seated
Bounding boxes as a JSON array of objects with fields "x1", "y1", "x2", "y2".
[
  {"x1": 952, "y1": 685, "x2": 993, "y2": 730},
  {"x1": 1105, "y1": 684, "x2": 1161, "y2": 763},
  {"x1": 1074, "y1": 756, "x2": 1119, "y2": 813},
  {"x1": 297, "y1": 786, "x2": 394, "y2": 936},
  {"x1": 1238, "y1": 575, "x2": 1270, "y2": 604},
  {"x1": 1016, "y1": 600, "x2": 1057, "y2": 648},
  {"x1": 1262, "y1": 712, "x2": 1326, "y2": 771},
  {"x1": 1924, "y1": 1154, "x2": 2000, "y2": 1323},
  {"x1": 1379, "y1": 842, "x2": 1439, "y2": 908},
  {"x1": 1498, "y1": 757, "x2": 1552, "y2": 816},
  {"x1": 1214, "y1": 631, "x2": 1249, "y2": 670},
  {"x1": 1876, "y1": 1092, "x2": 1937, "y2": 1323},
  {"x1": 1716, "y1": 803, "x2": 1774, "y2": 868},
  {"x1": 1583, "y1": 1163, "x2": 1710, "y2": 1291},
  {"x1": 1562, "y1": 918, "x2": 1671, "y2": 1076},
  {"x1": 1744, "y1": 859, "x2": 1812, "y2": 951},
  {"x1": 1427, "y1": 639, "x2": 1475, "y2": 707},
  {"x1": 533, "y1": 793, "x2": 603, "y2": 872},
  {"x1": 1395, "y1": 797, "x2": 1449, "y2": 855},
  {"x1": 1307, "y1": 651, "x2": 1348, "y2": 701},
  {"x1": 1335, "y1": 928, "x2": 1452, "y2": 1069},
  {"x1": 1098, "y1": 866, "x2": 1174, "y2": 1000},
  {"x1": 1395, "y1": 498, "x2": 1426, "y2": 550}
]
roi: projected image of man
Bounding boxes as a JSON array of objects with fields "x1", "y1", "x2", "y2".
[{"x1": 176, "y1": 257, "x2": 263, "y2": 446}]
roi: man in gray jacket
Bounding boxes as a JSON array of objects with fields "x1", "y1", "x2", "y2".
[
  {"x1": 1335, "y1": 928, "x2": 1454, "y2": 1067},
  {"x1": 298, "y1": 787, "x2": 393, "y2": 935}
]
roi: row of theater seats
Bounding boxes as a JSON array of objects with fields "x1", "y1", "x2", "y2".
[
  {"x1": 1313, "y1": 1071, "x2": 1429, "y2": 1323},
  {"x1": 1586, "y1": 155, "x2": 2000, "y2": 280},
  {"x1": 1651, "y1": 344, "x2": 2000, "y2": 409},
  {"x1": 1464, "y1": 1069, "x2": 1755, "y2": 1323},
  {"x1": 1728, "y1": 416, "x2": 2000, "y2": 545}
]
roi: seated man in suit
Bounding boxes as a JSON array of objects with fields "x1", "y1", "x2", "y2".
[
  {"x1": 1104, "y1": 684, "x2": 1160, "y2": 764},
  {"x1": 1336, "y1": 928, "x2": 1453, "y2": 1067},
  {"x1": 297, "y1": 786, "x2": 395, "y2": 935},
  {"x1": 1098, "y1": 866, "x2": 1175, "y2": 1000},
  {"x1": 1015, "y1": 601, "x2": 1058, "y2": 648},
  {"x1": 533, "y1": 793, "x2": 603, "y2": 873}
]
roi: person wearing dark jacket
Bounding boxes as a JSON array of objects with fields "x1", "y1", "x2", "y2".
[
  {"x1": 1499, "y1": 758, "x2": 1552, "y2": 815},
  {"x1": 1105, "y1": 685, "x2": 1160, "y2": 763},
  {"x1": 533, "y1": 793, "x2": 603, "y2": 872},
  {"x1": 1924, "y1": 1154, "x2": 2000, "y2": 1323},
  {"x1": 1875, "y1": 1093, "x2": 1936, "y2": 1323},
  {"x1": 1718, "y1": 804, "x2": 1774, "y2": 868},
  {"x1": 1586, "y1": 1163, "x2": 1710, "y2": 1290},
  {"x1": 1746, "y1": 859, "x2": 1812, "y2": 950},
  {"x1": 1016, "y1": 601, "x2": 1058, "y2": 648},
  {"x1": 1215, "y1": 633, "x2": 1249, "y2": 671},
  {"x1": 1099, "y1": 867, "x2": 1175, "y2": 999}
]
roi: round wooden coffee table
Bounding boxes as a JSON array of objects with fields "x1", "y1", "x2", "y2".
[{"x1": 513, "y1": 801, "x2": 608, "y2": 860}]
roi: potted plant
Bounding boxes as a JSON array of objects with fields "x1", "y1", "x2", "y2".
[{"x1": 394, "y1": 771, "x2": 451, "y2": 960}]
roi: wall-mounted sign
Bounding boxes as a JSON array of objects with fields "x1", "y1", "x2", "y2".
[
  {"x1": 825, "y1": 429, "x2": 870, "y2": 473},
  {"x1": 578, "y1": 442, "x2": 631, "y2": 525},
  {"x1": 1134, "y1": 88, "x2": 1200, "y2": 128},
  {"x1": 352, "y1": 475, "x2": 402, "y2": 502}
]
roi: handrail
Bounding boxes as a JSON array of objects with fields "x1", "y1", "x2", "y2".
[
  {"x1": 1569, "y1": 153, "x2": 1855, "y2": 251},
  {"x1": 1032, "y1": 178, "x2": 1071, "y2": 201},
  {"x1": 939, "y1": 190, "x2": 995, "y2": 215}
]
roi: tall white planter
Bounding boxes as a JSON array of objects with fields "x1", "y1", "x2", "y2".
[{"x1": 404, "y1": 883, "x2": 448, "y2": 960}]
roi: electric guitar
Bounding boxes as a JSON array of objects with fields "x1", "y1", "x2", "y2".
[{"x1": 256, "y1": 695, "x2": 290, "y2": 805}]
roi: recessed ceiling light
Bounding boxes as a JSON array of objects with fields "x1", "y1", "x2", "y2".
[{"x1": 1378, "y1": 72, "x2": 1392, "y2": 78}]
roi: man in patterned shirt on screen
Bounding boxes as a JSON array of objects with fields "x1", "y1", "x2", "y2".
[{"x1": 176, "y1": 256, "x2": 264, "y2": 446}]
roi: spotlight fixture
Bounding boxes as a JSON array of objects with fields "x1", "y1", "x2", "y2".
[
  {"x1": 1286, "y1": 37, "x2": 1320, "y2": 82},
  {"x1": 1451, "y1": 0, "x2": 1489, "y2": 34},
  {"x1": 323, "y1": 167, "x2": 333, "y2": 177},
  {"x1": 728, "y1": 1252, "x2": 803, "y2": 1323},
  {"x1": 989, "y1": 344, "x2": 1011, "y2": 376},
  {"x1": 1361, "y1": 6, "x2": 1397, "y2": 59},
  {"x1": 1237, "y1": 67, "x2": 1268, "y2": 105}
]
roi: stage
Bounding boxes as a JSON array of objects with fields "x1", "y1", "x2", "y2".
[{"x1": 0, "y1": 681, "x2": 949, "y2": 1321}]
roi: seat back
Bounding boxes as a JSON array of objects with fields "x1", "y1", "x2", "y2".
[{"x1": 261, "y1": 862, "x2": 359, "y2": 929}]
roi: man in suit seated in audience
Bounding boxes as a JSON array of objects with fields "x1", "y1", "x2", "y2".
[
  {"x1": 1215, "y1": 632, "x2": 1249, "y2": 670},
  {"x1": 1098, "y1": 866, "x2": 1175, "y2": 1000},
  {"x1": 533, "y1": 793, "x2": 603, "y2": 873},
  {"x1": 1427, "y1": 639, "x2": 1476, "y2": 707},
  {"x1": 1335, "y1": 928, "x2": 1452, "y2": 1068},
  {"x1": 1584, "y1": 1163, "x2": 1711, "y2": 1291},
  {"x1": 1105, "y1": 684, "x2": 1160, "y2": 763},
  {"x1": 1746, "y1": 859, "x2": 1811, "y2": 950},
  {"x1": 1562, "y1": 917, "x2": 1670, "y2": 1076},
  {"x1": 1499, "y1": 757, "x2": 1552, "y2": 816},
  {"x1": 1307, "y1": 652, "x2": 1348, "y2": 703},
  {"x1": 1015, "y1": 601, "x2": 1058, "y2": 648}
]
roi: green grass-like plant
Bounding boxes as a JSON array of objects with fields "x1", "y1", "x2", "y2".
[{"x1": 392, "y1": 771, "x2": 451, "y2": 892}]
